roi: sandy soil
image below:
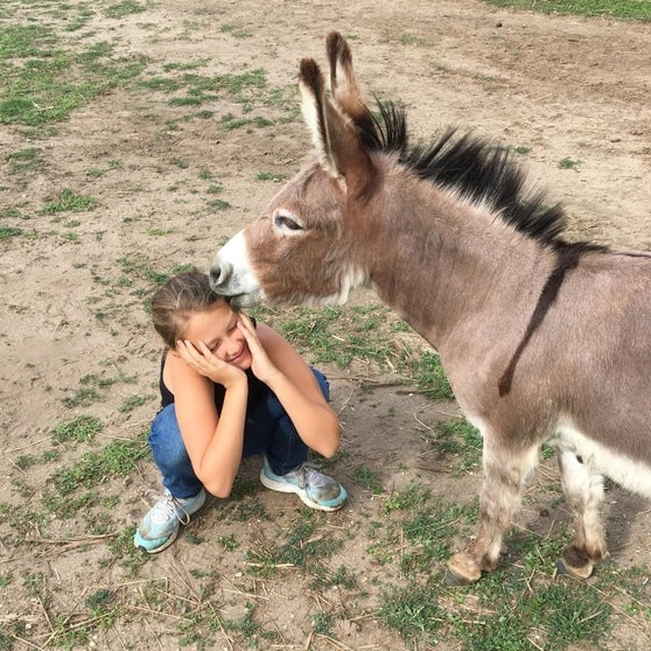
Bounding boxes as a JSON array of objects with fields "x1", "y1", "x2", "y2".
[{"x1": 1, "y1": 0, "x2": 650, "y2": 649}]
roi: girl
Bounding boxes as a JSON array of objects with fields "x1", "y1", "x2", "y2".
[{"x1": 134, "y1": 271, "x2": 347, "y2": 553}]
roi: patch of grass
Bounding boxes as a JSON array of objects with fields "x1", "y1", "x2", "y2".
[
  {"x1": 207, "y1": 198, "x2": 231, "y2": 211},
  {"x1": 221, "y1": 113, "x2": 274, "y2": 131},
  {"x1": 399, "y1": 33, "x2": 426, "y2": 46},
  {"x1": 220, "y1": 24, "x2": 253, "y2": 39},
  {"x1": 15, "y1": 454, "x2": 38, "y2": 470},
  {"x1": 50, "y1": 433, "x2": 148, "y2": 495},
  {"x1": 86, "y1": 588, "x2": 114, "y2": 613},
  {"x1": 42, "y1": 489, "x2": 100, "y2": 518},
  {"x1": 118, "y1": 394, "x2": 152, "y2": 412},
  {"x1": 1, "y1": 39, "x2": 147, "y2": 126},
  {"x1": 410, "y1": 351, "x2": 454, "y2": 399},
  {"x1": 221, "y1": 497, "x2": 268, "y2": 523},
  {"x1": 246, "y1": 512, "x2": 341, "y2": 577},
  {"x1": 379, "y1": 582, "x2": 445, "y2": 647},
  {"x1": 255, "y1": 303, "x2": 455, "y2": 398},
  {"x1": 52, "y1": 415, "x2": 103, "y2": 444},
  {"x1": 312, "y1": 612, "x2": 334, "y2": 635},
  {"x1": 260, "y1": 304, "x2": 400, "y2": 369},
  {"x1": 105, "y1": 1, "x2": 146, "y2": 19},
  {"x1": 146, "y1": 227, "x2": 174, "y2": 236},
  {"x1": 163, "y1": 59, "x2": 210, "y2": 72},
  {"x1": 6, "y1": 147, "x2": 43, "y2": 174},
  {"x1": 351, "y1": 464, "x2": 383, "y2": 494},
  {"x1": 483, "y1": 0, "x2": 651, "y2": 21},
  {"x1": 41, "y1": 188, "x2": 97, "y2": 214},
  {"x1": 118, "y1": 255, "x2": 193, "y2": 289},
  {"x1": 64, "y1": 7, "x2": 95, "y2": 32},
  {"x1": 0, "y1": 502, "x2": 48, "y2": 537},
  {"x1": 0, "y1": 227, "x2": 22, "y2": 240},
  {"x1": 255, "y1": 171, "x2": 288, "y2": 182},
  {"x1": 423, "y1": 419, "x2": 482, "y2": 472},
  {"x1": 400, "y1": 501, "x2": 478, "y2": 573},
  {"x1": 62, "y1": 386, "x2": 102, "y2": 408},
  {"x1": 310, "y1": 563, "x2": 358, "y2": 590},
  {"x1": 217, "y1": 534, "x2": 239, "y2": 551},
  {"x1": 0, "y1": 25, "x2": 56, "y2": 59},
  {"x1": 107, "y1": 525, "x2": 150, "y2": 574},
  {"x1": 1, "y1": 206, "x2": 24, "y2": 219},
  {"x1": 230, "y1": 476, "x2": 259, "y2": 500},
  {"x1": 385, "y1": 483, "x2": 431, "y2": 513},
  {"x1": 559, "y1": 157, "x2": 582, "y2": 170},
  {"x1": 139, "y1": 76, "x2": 183, "y2": 92},
  {"x1": 86, "y1": 160, "x2": 121, "y2": 178}
]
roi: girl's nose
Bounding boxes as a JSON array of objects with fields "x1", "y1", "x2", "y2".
[{"x1": 224, "y1": 333, "x2": 243, "y2": 357}]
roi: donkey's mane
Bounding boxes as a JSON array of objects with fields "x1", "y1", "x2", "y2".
[{"x1": 356, "y1": 100, "x2": 571, "y2": 248}]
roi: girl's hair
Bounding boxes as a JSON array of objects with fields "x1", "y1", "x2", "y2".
[{"x1": 151, "y1": 270, "x2": 232, "y2": 348}]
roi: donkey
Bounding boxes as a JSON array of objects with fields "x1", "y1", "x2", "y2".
[{"x1": 209, "y1": 33, "x2": 651, "y2": 583}]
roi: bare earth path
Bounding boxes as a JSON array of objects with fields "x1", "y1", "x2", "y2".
[{"x1": 1, "y1": 1, "x2": 650, "y2": 649}]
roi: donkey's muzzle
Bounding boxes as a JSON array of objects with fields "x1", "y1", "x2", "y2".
[{"x1": 209, "y1": 262, "x2": 233, "y2": 294}]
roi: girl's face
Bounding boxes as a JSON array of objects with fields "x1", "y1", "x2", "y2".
[{"x1": 181, "y1": 303, "x2": 251, "y2": 370}]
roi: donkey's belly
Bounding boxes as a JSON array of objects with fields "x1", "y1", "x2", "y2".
[{"x1": 556, "y1": 417, "x2": 651, "y2": 499}]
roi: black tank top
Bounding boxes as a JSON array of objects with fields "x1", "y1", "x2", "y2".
[{"x1": 158, "y1": 318, "x2": 268, "y2": 413}]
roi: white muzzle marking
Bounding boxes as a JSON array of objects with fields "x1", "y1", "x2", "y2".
[{"x1": 211, "y1": 230, "x2": 264, "y2": 306}]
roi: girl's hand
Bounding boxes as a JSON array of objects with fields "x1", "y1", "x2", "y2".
[
  {"x1": 237, "y1": 313, "x2": 280, "y2": 384},
  {"x1": 176, "y1": 340, "x2": 246, "y2": 388}
]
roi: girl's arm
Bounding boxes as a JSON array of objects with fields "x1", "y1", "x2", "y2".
[
  {"x1": 239, "y1": 315, "x2": 341, "y2": 458},
  {"x1": 166, "y1": 347, "x2": 248, "y2": 498}
]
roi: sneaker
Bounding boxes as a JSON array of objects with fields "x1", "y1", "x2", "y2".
[
  {"x1": 134, "y1": 488, "x2": 206, "y2": 553},
  {"x1": 259, "y1": 457, "x2": 348, "y2": 511}
]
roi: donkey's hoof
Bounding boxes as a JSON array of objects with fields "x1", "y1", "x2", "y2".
[
  {"x1": 556, "y1": 554, "x2": 594, "y2": 580},
  {"x1": 446, "y1": 553, "x2": 481, "y2": 585}
]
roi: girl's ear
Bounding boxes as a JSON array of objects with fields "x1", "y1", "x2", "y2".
[{"x1": 299, "y1": 58, "x2": 375, "y2": 198}]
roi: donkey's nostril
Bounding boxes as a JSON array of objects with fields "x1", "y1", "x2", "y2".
[{"x1": 210, "y1": 262, "x2": 233, "y2": 290}]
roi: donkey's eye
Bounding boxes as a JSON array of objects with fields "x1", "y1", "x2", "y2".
[{"x1": 274, "y1": 214, "x2": 303, "y2": 232}]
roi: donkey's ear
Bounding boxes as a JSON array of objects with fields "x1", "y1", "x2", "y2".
[
  {"x1": 326, "y1": 32, "x2": 370, "y2": 126},
  {"x1": 299, "y1": 58, "x2": 338, "y2": 177},
  {"x1": 299, "y1": 58, "x2": 375, "y2": 196}
]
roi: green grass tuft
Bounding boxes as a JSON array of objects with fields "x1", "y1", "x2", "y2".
[
  {"x1": 0, "y1": 25, "x2": 56, "y2": 59},
  {"x1": 105, "y1": 1, "x2": 146, "y2": 19},
  {"x1": 379, "y1": 582, "x2": 445, "y2": 646},
  {"x1": 0, "y1": 227, "x2": 23, "y2": 240},
  {"x1": 50, "y1": 434, "x2": 148, "y2": 495},
  {"x1": 53, "y1": 415, "x2": 103, "y2": 444},
  {"x1": 483, "y1": 0, "x2": 651, "y2": 21},
  {"x1": 41, "y1": 188, "x2": 97, "y2": 214}
]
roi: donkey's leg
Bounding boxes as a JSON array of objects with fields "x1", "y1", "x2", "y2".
[
  {"x1": 447, "y1": 436, "x2": 539, "y2": 583},
  {"x1": 557, "y1": 450, "x2": 607, "y2": 579}
]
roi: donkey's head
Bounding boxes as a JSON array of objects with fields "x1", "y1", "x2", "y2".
[{"x1": 210, "y1": 33, "x2": 377, "y2": 307}]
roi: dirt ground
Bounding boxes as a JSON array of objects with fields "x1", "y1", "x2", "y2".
[{"x1": 1, "y1": 0, "x2": 650, "y2": 649}]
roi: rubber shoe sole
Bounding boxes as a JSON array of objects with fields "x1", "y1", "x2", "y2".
[
  {"x1": 134, "y1": 527, "x2": 179, "y2": 554},
  {"x1": 259, "y1": 468, "x2": 347, "y2": 512}
]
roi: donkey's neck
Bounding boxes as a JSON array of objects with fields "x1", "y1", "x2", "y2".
[{"x1": 360, "y1": 163, "x2": 556, "y2": 352}]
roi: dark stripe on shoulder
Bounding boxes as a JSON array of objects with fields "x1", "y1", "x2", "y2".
[{"x1": 498, "y1": 242, "x2": 605, "y2": 397}]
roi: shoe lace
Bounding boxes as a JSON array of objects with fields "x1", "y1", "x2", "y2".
[
  {"x1": 301, "y1": 463, "x2": 327, "y2": 489},
  {"x1": 159, "y1": 491, "x2": 191, "y2": 525}
]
